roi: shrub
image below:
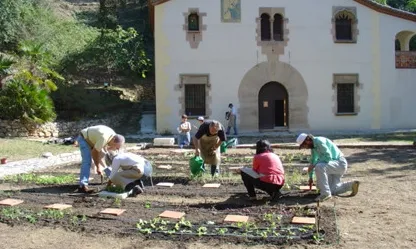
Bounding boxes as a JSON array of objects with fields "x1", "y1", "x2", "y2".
[
  {"x1": 61, "y1": 26, "x2": 151, "y2": 78},
  {"x1": 0, "y1": 79, "x2": 56, "y2": 123}
]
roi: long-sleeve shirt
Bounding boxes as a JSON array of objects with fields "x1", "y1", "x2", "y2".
[
  {"x1": 310, "y1": 137, "x2": 344, "y2": 165},
  {"x1": 252, "y1": 152, "x2": 285, "y2": 185},
  {"x1": 109, "y1": 152, "x2": 146, "y2": 180}
]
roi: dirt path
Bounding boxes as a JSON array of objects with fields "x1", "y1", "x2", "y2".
[{"x1": 0, "y1": 148, "x2": 415, "y2": 249}]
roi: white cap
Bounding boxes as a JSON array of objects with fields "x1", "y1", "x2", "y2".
[
  {"x1": 296, "y1": 133, "x2": 308, "y2": 145},
  {"x1": 197, "y1": 116, "x2": 204, "y2": 121}
]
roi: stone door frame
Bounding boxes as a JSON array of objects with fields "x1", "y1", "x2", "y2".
[{"x1": 238, "y1": 61, "x2": 309, "y2": 131}]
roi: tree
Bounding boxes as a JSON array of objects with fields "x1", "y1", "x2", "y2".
[
  {"x1": 0, "y1": 0, "x2": 27, "y2": 49},
  {"x1": 16, "y1": 41, "x2": 64, "y2": 92},
  {"x1": 0, "y1": 79, "x2": 56, "y2": 124},
  {"x1": 0, "y1": 55, "x2": 15, "y2": 88}
]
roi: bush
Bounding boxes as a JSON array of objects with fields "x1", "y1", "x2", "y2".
[
  {"x1": 0, "y1": 79, "x2": 56, "y2": 123},
  {"x1": 0, "y1": 0, "x2": 99, "y2": 63},
  {"x1": 61, "y1": 26, "x2": 151, "y2": 78}
]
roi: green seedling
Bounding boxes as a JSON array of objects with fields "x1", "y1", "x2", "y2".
[
  {"x1": 144, "y1": 201, "x2": 151, "y2": 209},
  {"x1": 178, "y1": 217, "x2": 192, "y2": 228},
  {"x1": 106, "y1": 185, "x2": 125, "y2": 193},
  {"x1": 4, "y1": 173, "x2": 76, "y2": 185},
  {"x1": 113, "y1": 198, "x2": 122, "y2": 207},
  {"x1": 38, "y1": 209, "x2": 65, "y2": 219},
  {"x1": 139, "y1": 228, "x2": 152, "y2": 234},
  {"x1": 216, "y1": 227, "x2": 228, "y2": 235},
  {"x1": 258, "y1": 230, "x2": 268, "y2": 238},
  {"x1": 25, "y1": 214, "x2": 37, "y2": 224},
  {"x1": 70, "y1": 215, "x2": 79, "y2": 226},
  {"x1": 197, "y1": 226, "x2": 207, "y2": 236},
  {"x1": 1, "y1": 207, "x2": 23, "y2": 220},
  {"x1": 313, "y1": 233, "x2": 324, "y2": 243}
]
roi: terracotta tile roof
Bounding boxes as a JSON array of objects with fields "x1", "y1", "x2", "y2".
[
  {"x1": 354, "y1": 0, "x2": 416, "y2": 22},
  {"x1": 148, "y1": 0, "x2": 416, "y2": 31}
]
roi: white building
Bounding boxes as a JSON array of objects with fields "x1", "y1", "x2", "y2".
[{"x1": 149, "y1": 0, "x2": 416, "y2": 133}]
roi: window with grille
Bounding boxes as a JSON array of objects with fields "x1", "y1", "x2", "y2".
[
  {"x1": 337, "y1": 83, "x2": 354, "y2": 113},
  {"x1": 335, "y1": 15, "x2": 352, "y2": 40},
  {"x1": 273, "y1": 14, "x2": 283, "y2": 41},
  {"x1": 260, "y1": 13, "x2": 271, "y2": 41},
  {"x1": 185, "y1": 84, "x2": 206, "y2": 116},
  {"x1": 188, "y1": 13, "x2": 199, "y2": 31}
]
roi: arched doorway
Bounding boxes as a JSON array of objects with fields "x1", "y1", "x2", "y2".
[
  {"x1": 258, "y1": 82, "x2": 288, "y2": 129},
  {"x1": 238, "y1": 61, "x2": 309, "y2": 132}
]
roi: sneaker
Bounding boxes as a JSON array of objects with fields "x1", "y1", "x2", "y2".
[
  {"x1": 315, "y1": 194, "x2": 332, "y2": 202},
  {"x1": 129, "y1": 185, "x2": 144, "y2": 197},
  {"x1": 351, "y1": 181, "x2": 360, "y2": 196}
]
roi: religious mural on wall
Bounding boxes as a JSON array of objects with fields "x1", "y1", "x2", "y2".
[{"x1": 221, "y1": 0, "x2": 241, "y2": 23}]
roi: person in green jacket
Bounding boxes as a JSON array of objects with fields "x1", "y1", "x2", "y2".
[{"x1": 296, "y1": 133, "x2": 360, "y2": 202}]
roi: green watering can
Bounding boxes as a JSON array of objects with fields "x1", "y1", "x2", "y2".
[
  {"x1": 220, "y1": 138, "x2": 238, "y2": 153},
  {"x1": 189, "y1": 156, "x2": 205, "y2": 176}
]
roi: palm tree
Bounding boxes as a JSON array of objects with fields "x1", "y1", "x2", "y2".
[
  {"x1": 0, "y1": 54, "x2": 15, "y2": 88},
  {"x1": 17, "y1": 41, "x2": 63, "y2": 92}
]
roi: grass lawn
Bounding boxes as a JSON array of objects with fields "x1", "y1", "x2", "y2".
[
  {"x1": 0, "y1": 138, "x2": 78, "y2": 162},
  {"x1": 0, "y1": 138, "x2": 139, "y2": 162}
]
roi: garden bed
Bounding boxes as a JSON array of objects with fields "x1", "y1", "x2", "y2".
[{"x1": 0, "y1": 148, "x2": 338, "y2": 246}]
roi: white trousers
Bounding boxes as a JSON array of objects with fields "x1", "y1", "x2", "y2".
[{"x1": 315, "y1": 157, "x2": 353, "y2": 196}]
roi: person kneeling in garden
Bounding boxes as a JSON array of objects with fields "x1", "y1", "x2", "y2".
[
  {"x1": 106, "y1": 152, "x2": 153, "y2": 197},
  {"x1": 240, "y1": 139, "x2": 285, "y2": 201},
  {"x1": 296, "y1": 133, "x2": 360, "y2": 202}
]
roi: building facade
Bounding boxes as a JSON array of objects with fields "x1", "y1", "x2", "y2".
[{"x1": 150, "y1": 0, "x2": 416, "y2": 133}]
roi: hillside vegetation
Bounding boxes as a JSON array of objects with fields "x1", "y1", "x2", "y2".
[{"x1": 0, "y1": 0, "x2": 153, "y2": 124}]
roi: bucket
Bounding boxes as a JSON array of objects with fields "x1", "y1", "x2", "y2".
[{"x1": 1, "y1": 158, "x2": 7, "y2": 164}]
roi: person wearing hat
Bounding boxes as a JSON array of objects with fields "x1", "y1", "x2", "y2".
[
  {"x1": 193, "y1": 116, "x2": 205, "y2": 130},
  {"x1": 296, "y1": 133, "x2": 360, "y2": 201},
  {"x1": 77, "y1": 125, "x2": 125, "y2": 193},
  {"x1": 106, "y1": 152, "x2": 153, "y2": 197}
]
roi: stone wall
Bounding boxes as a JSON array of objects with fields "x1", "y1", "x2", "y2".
[{"x1": 0, "y1": 114, "x2": 127, "y2": 138}]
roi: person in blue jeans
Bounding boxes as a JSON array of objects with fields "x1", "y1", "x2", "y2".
[
  {"x1": 77, "y1": 125, "x2": 125, "y2": 193},
  {"x1": 177, "y1": 114, "x2": 191, "y2": 148}
]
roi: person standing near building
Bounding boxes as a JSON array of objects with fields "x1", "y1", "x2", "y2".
[
  {"x1": 77, "y1": 125, "x2": 125, "y2": 193},
  {"x1": 226, "y1": 103, "x2": 238, "y2": 135},
  {"x1": 296, "y1": 133, "x2": 360, "y2": 201},
  {"x1": 177, "y1": 114, "x2": 191, "y2": 148}
]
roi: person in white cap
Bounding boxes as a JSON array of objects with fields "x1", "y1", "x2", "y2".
[
  {"x1": 296, "y1": 133, "x2": 359, "y2": 202},
  {"x1": 193, "y1": 116, "x2": 205, "y2": 130}
]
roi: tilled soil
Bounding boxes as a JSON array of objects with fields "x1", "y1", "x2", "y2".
[{"x1": 1, "y1": 147, "x2": 415, "y2": 249}]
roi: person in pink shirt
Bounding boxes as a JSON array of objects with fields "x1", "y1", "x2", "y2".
[{"x1": 240, "y1": 139, "x2": 285, "y2": 201}]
